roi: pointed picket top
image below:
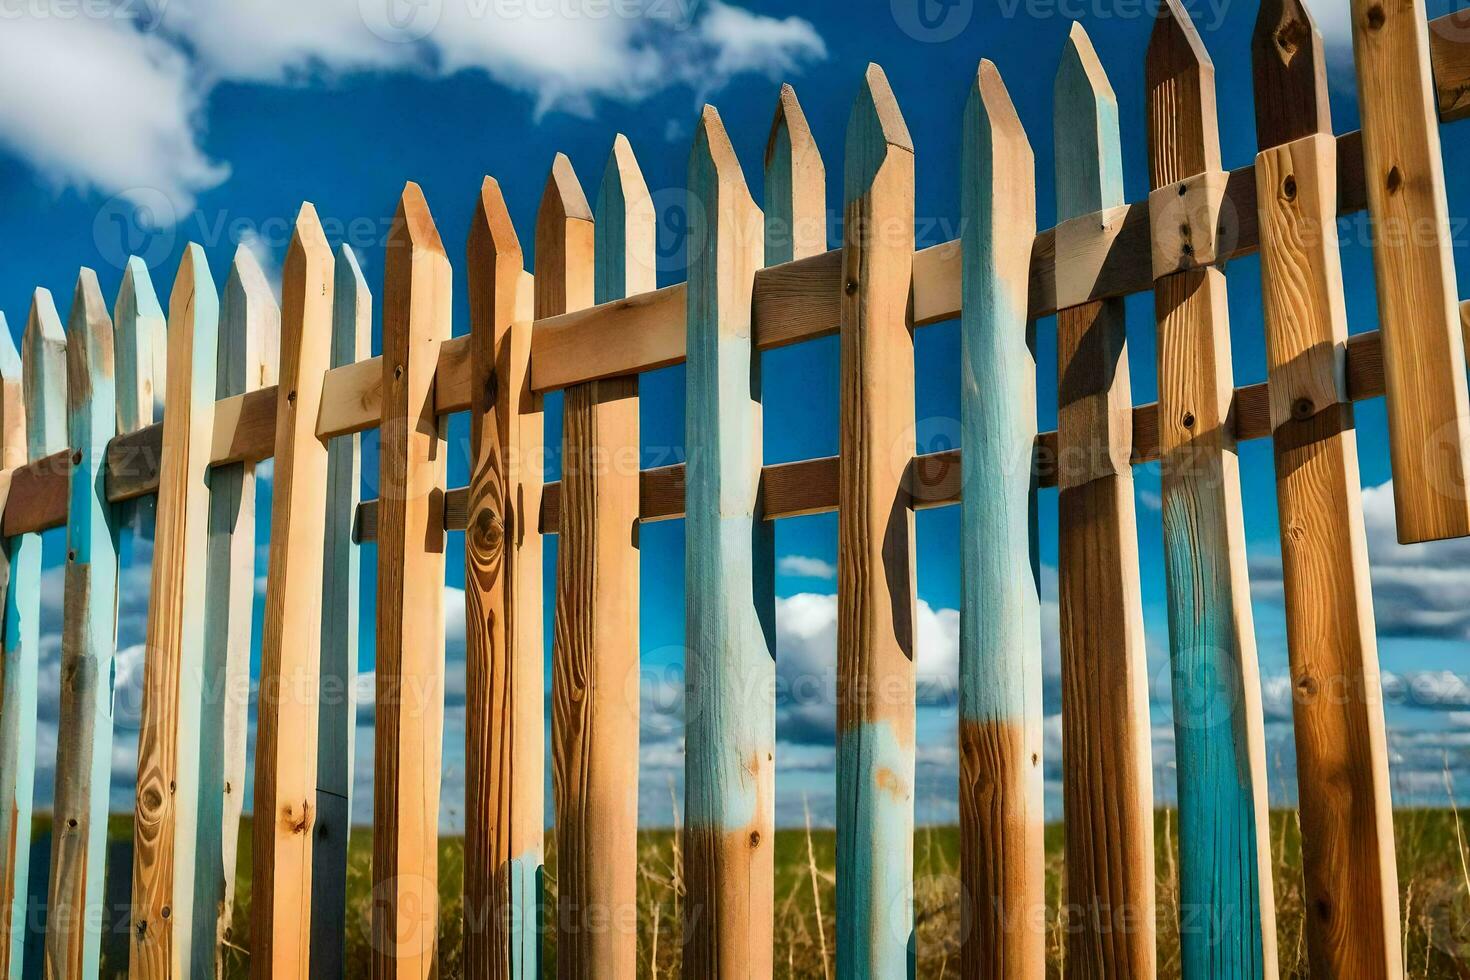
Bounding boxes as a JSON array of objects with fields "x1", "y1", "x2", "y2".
[
  {"x1": 334, "y1": 243, "x2": 372, "y2": 364},
  {"x1": 66, "y1": 269, "x2": 115, "y2": 415},
  {"x1": 286, "y1": 203, "x2": 334, "y2": 305},
  {"x1": 1055, "y1": 22, "x2": 1125, "y2": 219},
  {"x1": 845, "y1": 63, "x2": 914, "y2": 200},
  {"x1": 595, "y1": 134, "x2": 656, "y2": 303},
  {"x1": 1146, "y1": 0, "x2": 1221, "y2": 185},
  {"x1": 469, "y1": 176, "x2": 523, "y2": 274},
  {"x1": 969, "y1": 60, "x2": 1034, "y2": 183},
  {"x1": 172, "y1": 244, "x2": 220, "y2": 348},
  {"x1": 23, "y1": 288, "x2": 68, "y2": 461},
  {"x1": 0, "y1": 316, "x2": 25, "y2": 473},
  {"x1": 694, "y1": 105, "x2": 753, "y2": 194},
  {"x1": 391, "y1": 181, "x2": 448, "y2": 259},
  {"x1": 764, "y1": 83, "x2": 827, "y2": 264},
  {"x1": 115, "y1": 257, "x2": 166, "y2": 433},
  {"x1": 223, "y1": 244, "x2": 281, "y2": 397},
  {"x1": 534, "y1": 156, "x2": 595, "y2": 318},
  {"x1": 540, "y1": 153, "x2": 594, "y2": 227},
  {"x1": 1251, "y1": 0, "x2": 1331, "y2": 147}
]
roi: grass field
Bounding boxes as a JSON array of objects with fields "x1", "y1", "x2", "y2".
[{"x1": 47, "y1": 808, "x2": 1468, "y2": 977}]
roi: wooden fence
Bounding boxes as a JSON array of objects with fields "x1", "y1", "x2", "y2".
[{"x1": 1, "y1": 0, "x2": 1469, "y2": 976}]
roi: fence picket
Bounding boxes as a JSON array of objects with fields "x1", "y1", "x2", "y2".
[
  {"x1": 549, "y1": 142, "x2": 645, "y2": 976},
  {"x1": 1351, "y1": 0, "x2": 1470, "y2": 543},
  {"x1": 371, "y1": 183, "x2": 451, "y2": 977},
  {"x1": 44, "y1": 270, "x2": 119, "y2": 979},
  {"x1": 0, "y1": 290, "x2": 66, "y2": 980},
  {"x1": 1052, "y1": 24, "x2": 1157, "y2": 975},
  {"x1": 465, "y1": 178, "x2": 542, "y2": 979},
  {"x1": 251, "y1": 204, "x2": 336, "y2": 976},
  {"x1": 958, "y1": 61, "x2": 1044, "y2": 977},
  {"x1": 0, "y1": 318, "x2": 21, "y2": 979},
  {"x1": 131, "y1": 245, "x2": 218, "y2": 978},
  {"x1": 114, "y1": 257, "x2": 166, "y2": 537},
  {"x1": 765, "y1": 85, "x2": 827, "y2": 265},
  {"x1": 835, "y1": 64, "x2": 916, "y2": 978},
  {"x1": 1146, "y1": 3, "x2": 1277, "y2": 975},
  {"x1": 684, "y1": 105, "x2": 774, "y2": 975},
  {"x1": 193, "y1": 245, "x2": 276, "y2": 980},
  {"x1": 310, "y1": 243, "x2": 369, "y2": 979},
  {"x1": 1252, "y1": 0, "x2": 1402, "y2": 972}
]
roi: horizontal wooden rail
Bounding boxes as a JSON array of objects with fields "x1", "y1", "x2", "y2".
[
  {"x1": 5, "y1": 4, "x2": 1469, "y2": 539},
  {"x1": 351, "y1": 329, "x2": 1386, "y2": 541}
]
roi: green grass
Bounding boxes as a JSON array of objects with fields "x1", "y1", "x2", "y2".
[{"x1": 47, "y1": 809, "x2": 1470, "y2": 977}]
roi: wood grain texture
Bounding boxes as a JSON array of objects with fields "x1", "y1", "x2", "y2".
[
  {"x1": 0, "y1": 321, "x2": 21, "y2": 980},
  {"x1": 764, "y1": 84, "x2": 827, "y2": 265},
  {"x1": 43, "y1": 270, "x2": 120, "y2": 980},
  {"x1": 0, "y1": 289, "x2": 65, "y2": 980},
  {"x1": 1052, "y1": 26, "x2": 1156, "y2": 978},
  {"x1": 113, "y1": 257, "x2": 166, "y2": 538},
  {"x1": 547, "y1": 145, "x2": 643, "y2": 979},
  {"x1": 371, "y1": 184, "x2": 450, "y2": 979},
  {"x1": 1352, "y1": 0, "x2": 1470, "y2": 543},
  {"x1": 463, "y1": 177, "x2": 543, "y2": 980},
  {"x1": 131, "y1": 244, "x2": 219, "y2": 979},
  {"x1": 958, "y1": 61, "x2": 1044, "y2": 979},
  {"x1": 192, "y1": 245, "x2": 276, "y2": 980},
  {"x1": 310, "y1": 244, "x2": 369, "y2": 980},
  {"x1": 1430, "y1": 11, "x2": 1470, "y2": 122},
  {"x1": 683, "y1": 105, "x2": 774, "y2": 979},
  {"x1": 1148, "y1": 4, "x2": 1277, "y2": 975},
  {"x1": 835, "y1": 64, "x2": 917, "y2": 980},
  {"x1": 1253, "y1": 6, "x2": 1402, "y2": 971},
  {"x1": 251, "y1": 205, "x2": 335, "y2": 978}
]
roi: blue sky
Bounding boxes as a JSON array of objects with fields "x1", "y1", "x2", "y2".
[{"x1": 3, "y1": 0, "x2": 1470, "y2": 831}]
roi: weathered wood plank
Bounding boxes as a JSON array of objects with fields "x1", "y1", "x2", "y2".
[
  {"x1": 251, "y1": 204, "x2": 336, "y2": 977},
  {"x1": 683, "y1": 105, "x2": 774, "y2": 978},
  {"x1": 1430, "y1": 11, "x2": 1470, "y2": 122},
  {"x1": 548, "y1": 144, "x2": 644, "y2": 978},
  {"x1": 835, "y1": 64, "x2": 916, "y2": 979},
  {"x1": 43, "y1": 270, "x2": 120, "y2": 980},
  {"x1": 371, "y1": 183, "x2": 451, "y2": 977},
  {"x1": 0, "y1": 319, "x2": 24, "y2": 980},
  {"x1": 1052, "y1": 25, "x2": 1156, "y2": 977},
  {"x1": 194, "y1": 245, "x2": 276, "y2": 980},
  {"x1": 463, "y1": 177, "x2": 543, "y2": 980},
  {"x1": 1353, "y1": 0, "x2": 1470, "y2": 542},
  {"x1": 959, "y1": 61, "x2": 1044, "y2": 978},
  {"x1": 113, "y1": 257, "x2": 166, "y2": 537},
  {"x1": 1147, "y1": 4, "x2": 1277, "y2": 975},
  {"x1": 130, "y1": 245, "x2": 219, "y2": 978},
  {"x1": 765, "y1": 84, "x2": 827, "y2": 265},
  {"x1": 0, "y1": 289, "x2": 66, "y2": 980},
  {"x1": 1253, "y1": 1, "x2": 1402, "y2": 973},
  {"x1": 310, "y1": 243, "x2": 369, "y2": 980}
]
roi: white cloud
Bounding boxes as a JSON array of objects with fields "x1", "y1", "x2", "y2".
[
  {"x1": 0, "y1": 12, "x2": 227, "y2": 214},
  {"x1": 777, "y1": 554, "x2": 836, "y2": 580},
  {"x1": 0, "y1": 0, "x2": 825, "y2": 214}
]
